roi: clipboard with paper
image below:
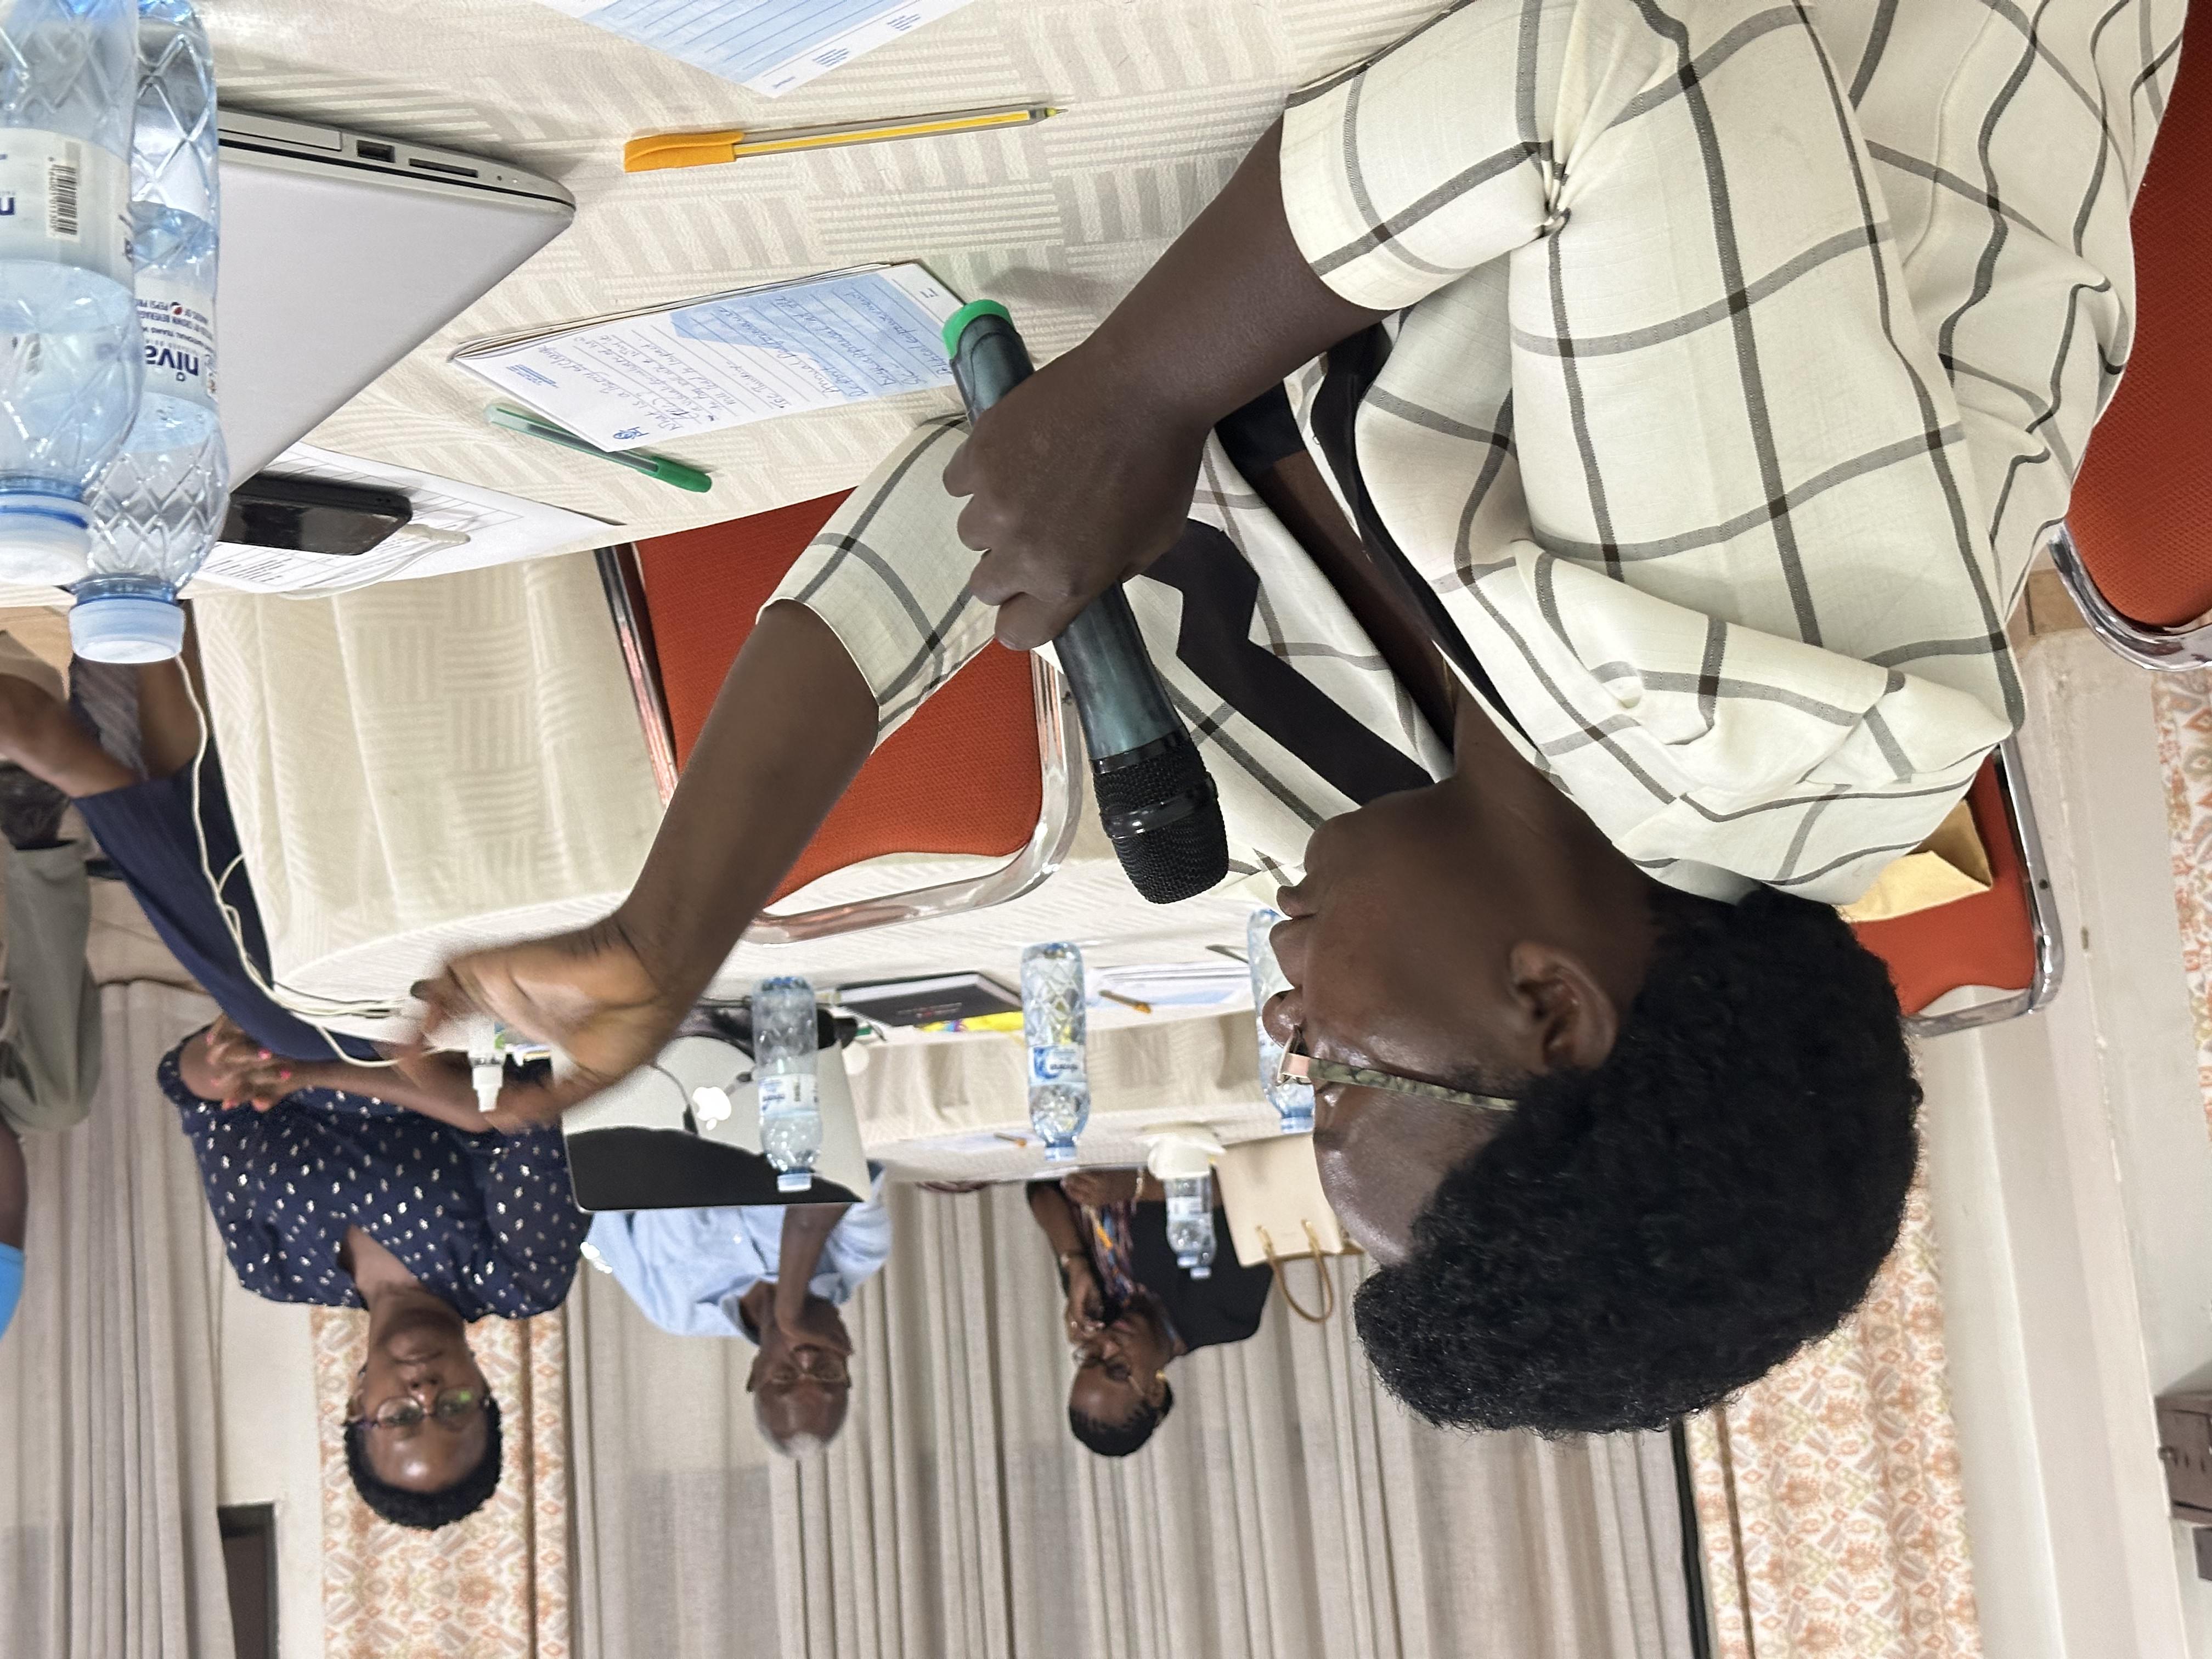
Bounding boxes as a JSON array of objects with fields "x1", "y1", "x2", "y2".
[{"x1": 449, "y1": 262, "x2": 962, "y2": 450}]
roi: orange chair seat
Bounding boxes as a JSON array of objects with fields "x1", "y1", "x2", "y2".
[
  {"x1": 636, "y1": 493, "x2": 1043, "y2": 905},
  {"x1": 1852, "y1": 759, "x2": 2036, "y2": 1018},
  {"x1": 2063, "y1": 0, "x2": 2212, "y2": 629}
]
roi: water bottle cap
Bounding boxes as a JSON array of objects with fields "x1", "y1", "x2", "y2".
[
  {"x1": 1042, "y1": 1143, "x2": 1079, "y2": 1164},
  {"x1": 776, "y1": 1169, "x2": 816, "y2": 1194},
  {"x1": 71, "y1": 594, "x2": 186, "y2": 664},
  {"x1": 0, "y1": 495, "x2": 92, "y2": 585}
]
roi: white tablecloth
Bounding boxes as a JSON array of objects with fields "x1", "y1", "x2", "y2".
[
  {"x1": 851, "y1": 1007, "x2": 1286, "y2": 1179},
  {"x1": 201, "y1": 0, "x2": 1442, "y2": 541}
]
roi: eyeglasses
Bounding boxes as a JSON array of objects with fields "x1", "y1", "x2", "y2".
[
  {"x1": 761, "y1": 1350, "x2": 850, "y2": 1388},
  {"x1": 1276, "y1": 1026, "x2": 1518, "y2": 1113},
  {"x1": 354, "y1": 1387, "x2": 481, "y2": 1431}
]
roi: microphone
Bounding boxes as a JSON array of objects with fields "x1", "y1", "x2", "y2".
[{"x1": 943, "y1": 300, "x2": 1229, "y2": 905}]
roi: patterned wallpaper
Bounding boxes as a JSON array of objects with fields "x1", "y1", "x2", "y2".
[
  {"x1": 2153, "y1": 671, "x2": 2212, "y2": 1123},
  {"x1": 1687, "y1": 1181, "x2": 1983, "y2": 1659},
  {"x1": 312, "y1": 1307, "x2": 572, "y2": 1658}
]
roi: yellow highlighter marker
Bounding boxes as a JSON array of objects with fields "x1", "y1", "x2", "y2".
[{"x1": 625, "y1": 103, "x2": 1060, "y2": 173}]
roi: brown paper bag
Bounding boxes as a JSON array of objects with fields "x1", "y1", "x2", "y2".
[{"x1": 1838, "y1": 799, "x2": 1993, "y2": 923}]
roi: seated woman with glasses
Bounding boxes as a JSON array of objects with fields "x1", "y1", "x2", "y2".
[
  {"x1": 1026, "y1": 1171, "x2": 1272, "y2": 1459},
  {"x1": 179, "y1": 1018, "x2": 585, "y2": 1532}
]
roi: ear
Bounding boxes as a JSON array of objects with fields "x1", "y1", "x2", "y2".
[{"x1": 1505, "y1": 941, "x2": 1621, "y2": 1072}]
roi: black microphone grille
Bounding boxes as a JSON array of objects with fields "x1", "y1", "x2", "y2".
[{"x1": 1092, "y1": 739, "x2": 1231, "y2": 905}]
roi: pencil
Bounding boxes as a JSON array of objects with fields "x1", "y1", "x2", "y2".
[
  {"x1": 625, "y1": 104, "x2": 1060, "y2": 173},
  {"x1": 1098, "y1": 989, "x2": 1153, "y2": 1015}
]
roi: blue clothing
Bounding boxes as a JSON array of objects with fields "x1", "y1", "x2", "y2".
[
  {"x1": 74, "y1": 754, "x2": 377, "y2": 1063},
  {"x1": 585, "y1": 1173, "x2": 891, "y2": 1342},
  {"x1": 0, "y1": 1242, "x2": 20, "y2": 1342},
  {"x1": 161, "y1": 1045, "x2": 584, "y2": 1319}
]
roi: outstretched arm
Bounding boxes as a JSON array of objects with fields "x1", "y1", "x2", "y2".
[
  {"x1": 413, "y1": 124, "x2": 1376, "y2": 1126},
  {"x1": 413, "y1": 601, "x2": 877, "y2": 1130},
  {"x1": 772, "y1": 1203, "x2": 853, "y2": 1344}
]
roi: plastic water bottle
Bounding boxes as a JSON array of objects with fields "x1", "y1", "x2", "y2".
[
  {"x1": 0, "y1": 0, "x2": 142, "y2": 584},
  {"x1": 1249, "y1": 908, "x2": 1314, "y2": 1133},
  {"x1": 1021, "y1": 943, "x2": 1088, "y2": 1164},
  {"x1": 75, "y1": 0, "x2": 224, "y2": 663},
  {"x1": 1164, "y1": 1171, "x2": 1216, "y2": 1278},
  {"x1": 754, "y1": 976, "x2": 821, "y2": 1193}
]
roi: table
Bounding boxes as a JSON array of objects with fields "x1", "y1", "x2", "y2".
[
  {"x1": 191, "y1": 0, "x2": 1437, "y2": 1029},
  {"x1": 850, "y1": 1007, "x2": 1288, "y2": 1180},
  {"x1": 200, "y1": 0, "x2": 1442, "y2": 542}
]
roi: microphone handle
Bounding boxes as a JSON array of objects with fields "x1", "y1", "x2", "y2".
[
  {"x1": 1052, "y1": 589, "x2": 1182, "y2": 761},
  {"x1": 946, "y1": 307, "x2": 1187, "y2": 763},
  {"x1": 944, "y1": 301, "x2": 1228, "y2": 900}
]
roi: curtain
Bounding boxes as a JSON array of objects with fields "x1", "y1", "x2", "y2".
[
  {"x1": 1684, "y1": 1178, "x2": 1982, "y2": 1658},
  {"x1": 571, "y1": 1182, "x2": 1694, "y2": 1659},
  {"x1": 0, "y1": 983, "x2": 235, "y2": 1658},
  {"x1": 311, "y1": 1305, "x2": 572, "y2": 1658},
  {"x1": 2153, "y1": 669, "x2": 2212, "y2": 1115}
]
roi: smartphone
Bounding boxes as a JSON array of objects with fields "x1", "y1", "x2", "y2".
[{"x1": 220, "y1": 475, "x2": 414, "y2": 557}]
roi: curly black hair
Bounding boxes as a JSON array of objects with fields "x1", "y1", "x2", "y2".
[
  {"x1": 1068, "y1": 1380, "x2": 1175, "y2": 1458},
  {"x1": 1356, "y1": 886, "x2": 1921, "y2": 1435},
  {"x1": 343, "y1": 1394, "x2": 504, "y2": 1531}
]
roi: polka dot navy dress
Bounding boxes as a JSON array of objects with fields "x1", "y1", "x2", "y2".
[{"x1": 161, "y1": 1040, "x2": 587, "y2": 1318}]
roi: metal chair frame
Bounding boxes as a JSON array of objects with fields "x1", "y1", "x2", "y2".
[
  {"x1": 597, "y1": 544, "x2": 1083, "y2": 947},
  {"x1": 2047, "y1": 524, "x2": 2212, "y2": 672},
  {"x1": 1903, "y1": 737, "x2": 2065, "y2": 1039}
]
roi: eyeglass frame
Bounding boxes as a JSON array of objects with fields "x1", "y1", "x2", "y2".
[
  {"x1": 1276, "y1": 1026, "x2": 1518, "y2": 1113},
  {"x1": 347, "y1": 1385, "x2": 483, "y2": 1431}
]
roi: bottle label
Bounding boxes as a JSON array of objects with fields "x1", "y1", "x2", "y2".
[
  {"x1": 0, "y1": 133, "x2": 131, "y2": 289},
  {"x1": 1029, "y1": 1044, "x2": 1085, "y2": 1088},
  {"x1": 138, "y1": 277, "x2": 216, "y2": 408},
  {"x1": 758, "y1": 1073, "x2": 817, "y2": 1116}
]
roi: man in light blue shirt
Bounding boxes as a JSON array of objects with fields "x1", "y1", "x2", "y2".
[{"x1": 583, "y1": 1175, "x2": 891, "y2": 1458}]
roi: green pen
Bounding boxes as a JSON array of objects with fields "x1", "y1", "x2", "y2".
[{"x1": 484, "y1": 404, "x2": 714, "y2": 493}]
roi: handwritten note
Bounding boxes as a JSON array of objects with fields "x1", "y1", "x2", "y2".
[
  {"x1": 534, "y1": 0, "x2": 979, "y2": 97},
  {"x1": 452, "y1": 264, "x2": 962, "y2": 450}
]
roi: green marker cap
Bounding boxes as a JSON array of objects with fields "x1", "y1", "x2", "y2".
[{"x1": 941, "y1": 298, "x2": 1013, "y2": 358}]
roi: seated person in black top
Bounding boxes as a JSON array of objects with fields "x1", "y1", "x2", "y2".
[
  {"x1": 1028, "y1": 1171, "x2": 1271, "y2": 1459},
  {"x1": 0, "y1": 651, "x2": 585, "y2": 1532}
]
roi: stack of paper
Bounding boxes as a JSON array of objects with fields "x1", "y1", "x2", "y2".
[
  {"x1": 451, "y1": 263, "x2": 962, "y2": 452},
  {"x1": 533, "y1": 0, "x2": 980, "y2": 98},
  {"x1": 1092, "y1": 962, "x2": 1253, "y2": 1011}
]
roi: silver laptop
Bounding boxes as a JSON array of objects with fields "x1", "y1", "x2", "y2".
[{"x1": 216, "y1": 110, "x2": 575, "y2": 477}]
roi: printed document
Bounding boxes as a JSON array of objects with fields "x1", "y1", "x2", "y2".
[
  {"x1": 533, "y1": 0, "x2": 979, "y2": 98},
  {"x1": 451, "y1": 263, "x2": 962, "y2": 451}
]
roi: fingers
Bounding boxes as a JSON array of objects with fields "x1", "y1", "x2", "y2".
[
  {"x1": 941, "y1": 438, "x2": 974, "y2": 500},
  {"x1": 992, "y1": 595, "x2": 1084, "y2": 654},
  {"x1": 409, "y1": 966, "x2": 489, "y2": 1048}
]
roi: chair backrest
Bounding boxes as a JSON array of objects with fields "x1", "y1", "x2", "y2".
[
  {"x1": 2063, "y1": 4, "x2": 2212, "y2": 629},
  {"x1": 635, "y1": 494, "x2": 1043, "y2": 904},
  {"x1": 1852, "y1": 758, "x2": 2036, "y2": 1018}
]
